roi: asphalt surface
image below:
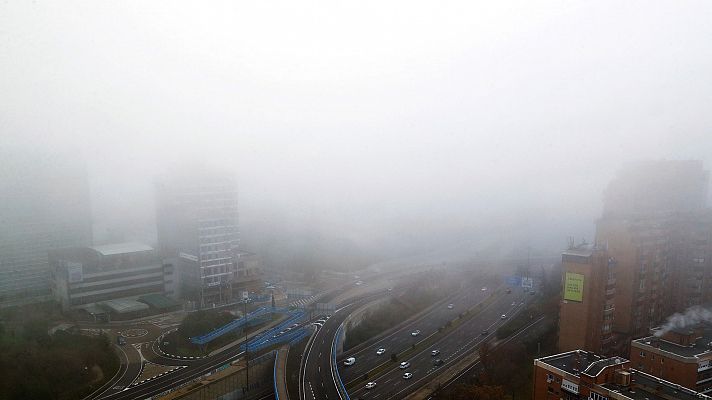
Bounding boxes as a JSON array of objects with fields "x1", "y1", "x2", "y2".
[
  {"x1": 347, "y1": 289, "x2": 531, "y2": 399},
  {"x1": 300, "y1": 291, "x2": 393, "y2": 400},
  {"x1": 338, "y1": 286, "x2": 493, "y2": 382}
]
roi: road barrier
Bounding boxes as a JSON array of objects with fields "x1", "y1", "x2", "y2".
[
  {"x1": 333, "y1": 323, "x2": 351, "y2": 400},
  {"x1": 242, "y1": 311, "x2": 306, "y2": 352}
]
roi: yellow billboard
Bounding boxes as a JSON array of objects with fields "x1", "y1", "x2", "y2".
[{"x1": 564, "y1": 272, "x2": 584, "y2": 302}]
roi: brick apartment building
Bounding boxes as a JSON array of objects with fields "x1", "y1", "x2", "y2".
[
  {"x1": 630, "y1": 323, "x2": 712, "y2": 394},
  {"x1": 533, "y1": 350, "x2": 708, "y2": 400},
  {"x1": 558, "y1": 244, "x2": 617, "y2": 355},
  {"x1": 558, "y1": 160, "x2": 712, "y2": 355}
]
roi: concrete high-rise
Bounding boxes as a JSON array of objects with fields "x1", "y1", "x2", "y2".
[
  {"x1": 0, "y1": 152, "x2": 93, "y2": 307},
  {"x1": 155, "y1": 166, "x2": 242, "y2": 307}
]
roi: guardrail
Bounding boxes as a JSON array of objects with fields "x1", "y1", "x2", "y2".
[
  {"x1": 243, "y1": 311, "x2": 306, "y2": 352},
  {"x1": 190, "y1": 306, "x2": 296, "y2": 345},
  {"x1": 274, "y1": 349, "x2": 281, "y2": 400},
  {"x1": 332, "y1": 323, "x2": 351, "y2": 400}
]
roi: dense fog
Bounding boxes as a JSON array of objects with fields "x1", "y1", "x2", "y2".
[{"x1": 3, "y1": 1, "x2": 712, "y2": 271}]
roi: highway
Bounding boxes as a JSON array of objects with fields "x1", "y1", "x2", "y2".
[
  {"x1": 347, "y1": 289, "x2": 530, "y2": 399},
  {"x1": 338, "y1": 284, "x2": 495, "y2": 383},
  {"x1": 300, "y1": 290, "x2": 395, "y2": 400}
]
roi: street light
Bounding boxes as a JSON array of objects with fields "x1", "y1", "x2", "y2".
[{"x1": 243, "y1": 291, "x2": 249, "y2": 392}]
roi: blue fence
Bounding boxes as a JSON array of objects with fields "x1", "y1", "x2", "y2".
[
  {"x1": 190, "y1": 307, "x2": 275, "y2": 345},
  {"x1": 273, "y1": 349, "x2": 280, "y2": 400},
  {"x1": 333, "y1": 324, "x2": 351, "y2": 400},
  {"x1": 242, "y1": 311, "x2": 306, "y2": 352}
]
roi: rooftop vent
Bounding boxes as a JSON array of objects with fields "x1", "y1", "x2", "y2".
[{"x1": 615, "y1": 370, "x2": 631, "y2": 386}]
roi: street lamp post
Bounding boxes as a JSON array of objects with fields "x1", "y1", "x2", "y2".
[{"x1": 244, "y1": 295, "x2": 249, "y2": 392}]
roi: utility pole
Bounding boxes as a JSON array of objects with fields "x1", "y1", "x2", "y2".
[{"x1": 244, "y1": 295, "x2": 249, "y2": 392}]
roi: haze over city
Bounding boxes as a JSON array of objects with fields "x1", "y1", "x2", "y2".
[
  {"x1": 4, "y1": 1, "x2": 712, "y2": 261},
  {"x1": 2, "y1": 1, "x2": 712, "y2": 400}
]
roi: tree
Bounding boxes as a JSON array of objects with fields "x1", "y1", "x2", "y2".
[
  {"x1": 454, "y1": 384, "x2": 506, "y2": 400},
  {"x1": 22, "y1": 319, "x2": 50, "y2": 345}
]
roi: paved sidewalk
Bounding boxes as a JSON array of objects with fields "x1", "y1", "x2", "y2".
[{"x1": 274, "y1": 345, "x2": 290, "y2": 400}]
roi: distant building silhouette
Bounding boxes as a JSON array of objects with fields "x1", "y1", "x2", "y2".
[
  {"x1": 0, "y1": 152, "x2": 92, "y2": 307},
  {"x1": 155, "y1": 165, "x2": 259, "y2": 307}
]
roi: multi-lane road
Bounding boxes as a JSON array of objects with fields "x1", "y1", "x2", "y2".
[
  {"x1": 347, "y1": 290, "x2": 528, "y2": 399},
  {"x1": 338, "y1": 286, "x2": 493, "y2": 383}
]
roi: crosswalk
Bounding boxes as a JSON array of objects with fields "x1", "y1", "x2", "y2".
[{"x1": 289, "y1": 295, "x2": 319, "y2": 308}]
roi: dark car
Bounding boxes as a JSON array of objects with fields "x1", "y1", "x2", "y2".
[{"x1": 433, "y1": 358, "x2": 444, "y2": 366}]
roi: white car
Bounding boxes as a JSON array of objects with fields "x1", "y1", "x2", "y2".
[
  {"x1": 344, "y1": 357, "x2": 356, "y2": 366},
  {"x1": 399, "y1": 361, "x2": 410, "y2": 369},
  {"x1": 447, "y1": 304, "x2": 454, "y2": 309},
  {"x1": 411, "y1": 330, "x2": 421, "y2": 336},
  {"x1": 365, "y1": 382, "x2": 376, "y2": 390},
  {"x1": 376, "y1": 348, "x2": 386, "y2": 355},
  {"x1": 403, "y1": 372, "x2": 413, "y2": 379},
  {"x1": 431, "y1": 349, "x2": 440, "y2": 356},
  {"x1": 501, "y1": 314, "x2": 507, "y2": 320},
  {"x1": 481, "y1": 287, "x2": 487, "y2": 291}
]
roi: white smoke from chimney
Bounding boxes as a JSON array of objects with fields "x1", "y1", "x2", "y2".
[{"x1": 655, "y1": 306, "x2": 712, "y2": 337}]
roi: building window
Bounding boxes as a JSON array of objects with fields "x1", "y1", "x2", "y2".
[{"x1": 640, "y1": 351, "x2": 645, "y2": 357}]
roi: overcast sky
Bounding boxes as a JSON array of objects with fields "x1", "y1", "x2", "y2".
[{"x1": 2, "y1": 1, "x2": 711, "y2": 255}]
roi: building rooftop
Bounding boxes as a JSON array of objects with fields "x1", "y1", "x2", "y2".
[
  {"x1": 562, "y1": 244, "x2": 597, "y2": 258},
  {"x1": 91, "y1": 242, "x2": 154, "y2": 256},
  {"x1": 138, "y1": 293, "x2": 181, "y2": 310},
  {"x1": 537, "y1": 350, "x2": 617, "y2": 377},
  {"x1": 634, "y1": 324, "x2": 712, "y2": 358},
  {"x1": 600, "y1": 370, "x2": 708, "y2": 400},
  {"x1": 100, "y1": 299, "x2": 149, "y2": 314}
]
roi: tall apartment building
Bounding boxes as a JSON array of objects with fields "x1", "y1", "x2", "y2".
[
  {"x1": 593, "y1": 160, "x2": 712, "y2": 341},
  {"x1": 155, "y1": 167, "x2": 245, "y2": 306},
  {"x1": 595, "y1": 216, "x2": 672, "y2": 339},
  {"x1": 667, "y1": 211, "x2": 712, "y2": 311},
  {"x1": 602, "y1": 160, "x2": 709, "y2": 218},
  {"x1": 630, "y1": 323, "x2": 712, "y2": 394},
  {"x1": 533, "y1": 350, "x2": 708, "y2": 400},
  {"x1": 558, "y1": 244, "x2": 617, "y2": 355},
  {"x1": 50, "y1": 242, "x2": 174, "y2": 311},
  {"x1": 0, "y1": 152, "x2": 93, "y2": 306}
]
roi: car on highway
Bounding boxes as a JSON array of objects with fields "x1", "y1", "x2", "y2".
[
  {"x1": 431, "y1": 349, "x2": 440, "y2": 356},
  {"x1": 433, "y1": 359, "x2": 444, "y2": 366},
  {"x1": 411, "y1": 330, "x2": 421, "y2": 336},
  {"x1": 344, "y1": 357, "x2": 356, "y2": 366},
  {"x1": 447, "y1": 303, "x2": 454, "y2": 309},
  {"x1": 376, "y1": 348, "x2": 386, "y2": 355},
  {"x1": 506, "y1": 288, "x2": 512, "y2": 294},
  {"x1": 403, "y1": 372, "x2": 413, "y2": 379},
  {"x1": 481, "y1": 287, "x2": 487, "y2": 291},
  {"x1": 481, "y1": 329, "x2": 489, "y2": 335},
  {"x1": 501, "y1": 314, "x2": 507, "y2": 319},
  {"x1": 365, "y1": 382, "x2": 376, "y2": 389},
  {"x1": 399, "y1": 361, "x2": 410, "y2": 369}
]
